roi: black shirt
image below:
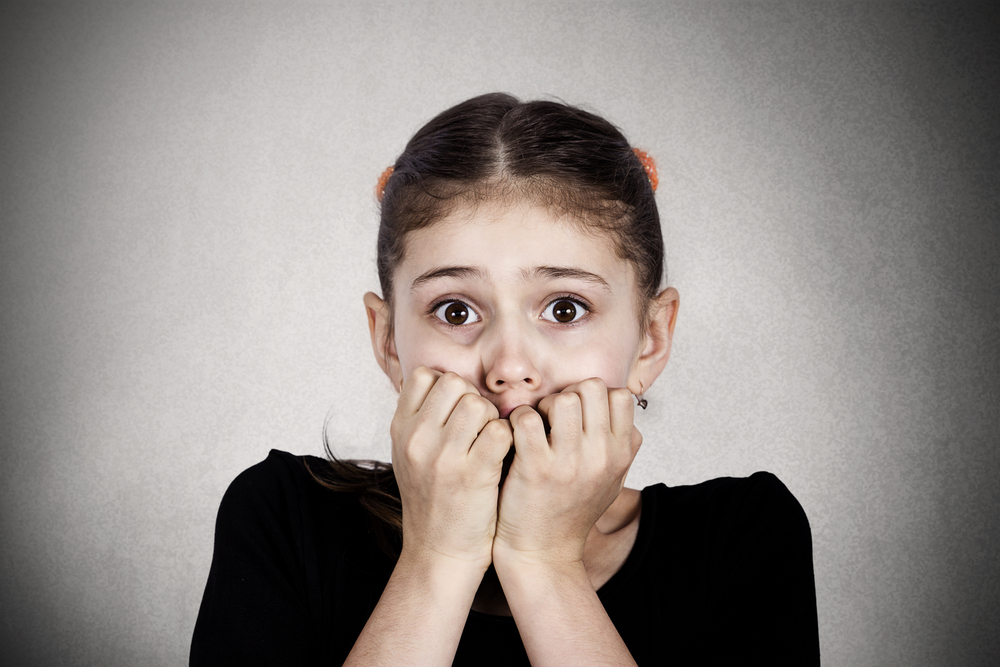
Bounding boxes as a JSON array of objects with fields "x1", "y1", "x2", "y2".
[{"x1": 191, "y1": 450, "x2": 820, "y2": 665}]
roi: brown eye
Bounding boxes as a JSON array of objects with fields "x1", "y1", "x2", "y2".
[
  {"x1": 433, "y1": 300, "x2": 480, "y2": 326},
  {"x1": 542, "y1": 298, "x2": 585, "y2": 324},
  {"x1": 445, "y1": 303, "x2": 468, "y2": 325}
]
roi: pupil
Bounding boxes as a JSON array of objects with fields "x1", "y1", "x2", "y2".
[
  {"x1": 553, "y1": 300, "x2": 576, "y2": 323},
  {"x1": 445, "y1": 303, "x2": 468, "y2": 325}
]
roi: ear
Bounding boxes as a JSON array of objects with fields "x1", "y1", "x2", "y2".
[
  {"x1": 363, "y1": 291, "x2": 402, "y2": 391},
  {"x1": 626, "y1": 287, "x2": 679, "y2": 396}
]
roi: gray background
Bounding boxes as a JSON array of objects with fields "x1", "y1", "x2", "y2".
[{"x1": 1, "y1": 1, "x2": 997, "y2": 665}]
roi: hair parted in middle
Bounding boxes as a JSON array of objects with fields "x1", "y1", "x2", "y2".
[{"x1": 375, "y1": 92, "x2": 665, "y2": 324}]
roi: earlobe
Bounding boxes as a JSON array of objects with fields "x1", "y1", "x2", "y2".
[
  {"x1": 627, "y1": 287, "x2": 679, "y2": 396},
  {"x1": 362, "y1": 291, "x2": 402, "y2": 390}
]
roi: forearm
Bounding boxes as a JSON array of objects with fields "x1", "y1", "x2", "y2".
[
  {"x1": 496, "y1": 558, "x2": 636, "y2": 667},
  {"x1": 343, "y1": 551, "x2": 484, "y2": 667}
]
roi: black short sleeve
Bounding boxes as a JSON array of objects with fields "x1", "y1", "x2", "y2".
[
  {"x1": 191, "y1": 453, "x2": 819, "y2": 666},
  {"x1": 190, "y1": 451, "x2": 325, "y2": 665}
]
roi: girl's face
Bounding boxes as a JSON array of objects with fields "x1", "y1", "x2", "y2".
[{"x1": 366, "y1": 200, "x2": 677, "y2": 418}]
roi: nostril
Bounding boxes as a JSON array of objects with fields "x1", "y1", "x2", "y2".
[{"x1": 496, "y1": 380, "x2": 504, "y2": 385}]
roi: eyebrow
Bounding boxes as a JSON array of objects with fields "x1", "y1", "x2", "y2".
[
  {"x1": 409, "y1": 264, "x2": 612, "y2": 292},
  {"x1": 526, "y1": 266, "x2": 612, "y2": 291},
  {"x1": 410, "y1": 266, "x2": 487, "y2": 292}
]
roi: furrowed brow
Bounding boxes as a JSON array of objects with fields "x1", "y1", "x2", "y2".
[
  {"x1": 410, "y1": 266, "x2": 486, "y2": 292},
  {"x1": 528, "y1": 266, "x2": 612, "y2": 291}
]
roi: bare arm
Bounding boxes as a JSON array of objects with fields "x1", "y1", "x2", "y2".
[
  {"x1": 344, "y1": 551, "x2": 485, "y2": 666},
  {"x1": 344, "y1": 368, "x2": 511, "y2": 666},
  {"x1": 493, "y1": 379, "x2": 640, "y2": 666},
  {"x1": 497, "y1": 559, "x2": 635, "y2": 666}
]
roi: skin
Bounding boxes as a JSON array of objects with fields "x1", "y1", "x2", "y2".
[{"x1": 347, "y1": 199, "x2": 679, "y2": 666}]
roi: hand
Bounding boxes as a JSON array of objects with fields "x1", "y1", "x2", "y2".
[
  {"x1": 391, "y1": 367, "x2": 513, "y2": 572},
  {"x1": 492, "y1": 378, "x2": 642, "y2": 568}
]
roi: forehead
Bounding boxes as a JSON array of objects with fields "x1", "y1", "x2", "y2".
[{"x1": 396, "y1": 201, "x2": 633, "y2": 290}]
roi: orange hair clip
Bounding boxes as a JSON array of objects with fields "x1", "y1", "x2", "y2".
[
  {"x1": 375, "y1": 166, "x2": 395, "y2": 202},
  {"x1": 632, "y1": 148, "x2": 659, "y2": 193}
]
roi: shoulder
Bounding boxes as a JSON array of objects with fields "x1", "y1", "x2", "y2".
[
  {"x1": 643, "y1": 472, "x2": 813, "y2": 565},
  {"x1": 223, "y1": 449, "x2": 307, "y2": 496},
  {"x1": 194, "y1": 452, "x2": 393, "y2": 664},
  {"x1": 636, "y1": 473, "x2": 819, "y2": 661},
  {"x1": 649, "y1": 471, "x2": 807, "y2": 528},
  {"x1": 219, "y1": 450, "x2": 324, "y2": 514},
  {"x1": 215, "y1": 450, "x2": 368, "y2": 542}
]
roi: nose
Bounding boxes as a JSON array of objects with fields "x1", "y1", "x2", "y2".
[{"x1": 482, "y1": 323, "x2": 542, "y2": 394}]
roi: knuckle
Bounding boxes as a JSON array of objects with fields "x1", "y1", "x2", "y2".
[
  {"x1": 457, "y1": 393, "x2": 493, "y2": 422},
  {"x1": 609, "y1": 387, "x2": 632, "y2": 404},
  {"x1": 389, "y1": 418, "x2": 403, "y2": 442},
  {"x1": 512, "y1": 407, "x2": 543, "y2": 430},
  {"x1": 401, "y1": 436, "x2": 429, "y2": 466},
  {"x1": 482, "y1": 420, "x2": 512, "y2": 444},
  {"x1": 609, "y1": 388, "x2": 634, "y2": 414},
  {"x1": 412, "y1": 366, "x2": 435, "y2": 383},
  {"x1": 439, "y1": 371, "x2": 469, "y2": 392},
  {"x1": 552, "y1": 392, "x2": 580, "y2": 411},
  {"x1": 455, "y1": 392, "x2": 478, "y2": 409},
  {"x1": 472, "y1": 394, "x2": 498, "y2": 419},
  {"x1": 481, "y1": 398, "x2": 500, "y2": 421}
]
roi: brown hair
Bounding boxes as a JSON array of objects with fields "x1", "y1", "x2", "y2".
[{"x1": 311, "y1": 93, "x2": 665, "y2": 557}]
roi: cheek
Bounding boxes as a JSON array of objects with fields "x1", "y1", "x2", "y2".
[
  {"x1": 544, "y1": 303, "x2": 645, "y2": 389},
  {"x1": 394, "y1": 322, "x2": 481, "y2": 379},
  {"x1": 541, "y1": 330, "x2": 640, "y2": 390},
  {"x1": 547, "y1": 349, "x2": 633, "y2": 388}
]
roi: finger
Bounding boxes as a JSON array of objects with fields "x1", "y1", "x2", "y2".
[
  {"x1": 420, "y1": 371, "x2": 482, "y2": 427},
  {"x1": 535, "y1": 391, "x2": 582, "y2": 454},
  {"x1": 443, "y1": 393, "x2": 500, "y2": 452},
  {"x1": 469, "y1": 419, "x2": 514, "y2": 470},
  {"x1": 608, "y1": 387, "x2": 636, "y2": 444},
  {"x1": 509, "y1": 405, "x2": 549, "y2": 461},
  {"x1": 396, "y1": 366, "x2": 441, "y2": 416},
  {"x1": 571, "y1": 378, "x2": 610, "y2": 437}
]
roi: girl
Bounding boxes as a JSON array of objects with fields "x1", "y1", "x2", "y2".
[{"x1": 191, "y1": 93, "x2": 819, "y2": 665}]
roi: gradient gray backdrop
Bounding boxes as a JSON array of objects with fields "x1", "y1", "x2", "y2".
[{"x1": 2, "y1": 1, "x2": 997, "y2": 665}]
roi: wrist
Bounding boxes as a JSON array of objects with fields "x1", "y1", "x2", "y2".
[
  {"x1": 492, "y1": 536, "x2": 585, "y2": 570},
  {"x1": 397, "y1": 542, "x2": 491, "y2": 582},
  {"x1": 386, "y1": 548, "x2": 488, "y2": 618},
  {"x1": 491, "y1": 545, "x2": 588, "y2": 590}
]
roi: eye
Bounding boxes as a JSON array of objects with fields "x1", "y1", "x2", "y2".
[
  {"x1": 433, "y1": 300, "x2": 481, "y2": 326},
  {"x1": 541, "y1": 298, "x2": 587, "y2": 324}
]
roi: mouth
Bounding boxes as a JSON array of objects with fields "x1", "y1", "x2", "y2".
[
  {"x1": 496, "y1": 397, "x2": 542, "y2": 420},
  {"x1": 497, "y1": 403, "x2": 552, "y2": 435}
]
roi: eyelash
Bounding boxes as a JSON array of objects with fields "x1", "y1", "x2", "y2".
[
  {"x1": 429, "y1": 299, "x2": 482, "y2": 326},
  {"x1": 427, "y1": 295, "x2": 592, "y2": 327},
  {"x1": 540, "y1": 295, "x2": 591, "y2": 325}
]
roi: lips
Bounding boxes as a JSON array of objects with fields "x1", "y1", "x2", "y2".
[
  {"x1": 496, "y1": 402, "x2": 552, "y2": 435},
  {"x1": 481, "y1": 388, "x2": 545, "y2": 421},
  {"x1": 498, "y1": 402, "x2": 535, "y2": 420}
]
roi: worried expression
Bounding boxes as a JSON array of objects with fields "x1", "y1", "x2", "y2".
[{"x1": 372, "y1": 201, "x2": 674, "y2": 419}]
